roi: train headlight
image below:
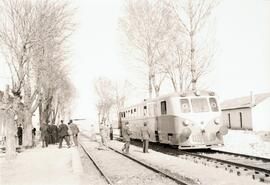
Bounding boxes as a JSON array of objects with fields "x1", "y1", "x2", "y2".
[
  {"x1": 182, "y1": 120, "x2": 190, "y2": 126},
  {"x1": 194, "y1": 91, "x2": 200, "y2": 96},
  {"x1": 214, "y1": 118, "x2": 220, "y2": 125}
]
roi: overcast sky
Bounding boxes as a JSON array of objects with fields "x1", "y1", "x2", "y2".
[{"x1": 0, "y1": 0, "x2": 269, "y2": 121}]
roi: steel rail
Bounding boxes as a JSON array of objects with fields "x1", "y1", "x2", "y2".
[
  {"x1": 108, "y1": 146, "x2": 194, "y2": 185},
  {"x1": 182, "y1": 151, "x2": 270, "y2": 175},
  {"x1": 209, "y1": 149, "x2": 270, "y2": 162},
  {"x1": 80, "y1": 132, "x2": 195, "y2": 185},
  {"x1": 79, "y1": 143, "x2": 114, "y2": 185}
]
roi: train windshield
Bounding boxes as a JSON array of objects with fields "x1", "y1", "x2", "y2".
[
  {"x1": 180, "y1": 99, "x2": 191, "y2": 113},
  {"x1": 191, "y1": 98, "x2": 210, "y2": 113},
  {"x1": 209, "y1": 97, "x2": 219, "y2": 112}
]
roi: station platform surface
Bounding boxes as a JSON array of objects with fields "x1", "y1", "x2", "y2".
[{"x1": 0, "y1": 144, "x2": 84, "y2": 185}]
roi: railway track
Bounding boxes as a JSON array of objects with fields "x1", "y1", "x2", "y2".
[
  {"x1": 114, "y1": 134, "x2": 270, "y2": 183},
  {"x1": 79, "y1": 133, "x2": 196, "y2": 185},
  {"x1": 186, "y1": 149, "x2": 270, "y2": 182}
]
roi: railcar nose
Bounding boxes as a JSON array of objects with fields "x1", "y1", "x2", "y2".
[
  {"x1": 216, "y1": 125, "x2": 228, "y2": 139},
  {"x1": 179, "y1": 127, "x2": 191, "y2": 142}
]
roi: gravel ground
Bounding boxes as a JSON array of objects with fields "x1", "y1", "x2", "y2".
[
  {"x1": 107, "y1": 140, "x2": 266, "y2": 185},
  {"x1": 214, "y1": 130, "x2": 270, "y2": 159},
  {"x1": 78, "y1": 144, "x2": 107, "y2": 185},
  {"x1": 79, "y1": 135, "x2": 178, "y2": 185}
]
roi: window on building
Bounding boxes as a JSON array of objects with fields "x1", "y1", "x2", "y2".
[
  {"x1": 239, "y1": 112, "x2": 243, "y2": 128},
  {"x1": 134, "y1": 108, "x2": 136, "y2": 112},
  {"x1": 161, "y1": 101, "x2": 167, "y2": 115},
  {"x1": 228, "y1": 113, "x2": 231, "y2": 128},
  {"x1": 131, "y1": 109, "x2": 133, "y2": 114}
]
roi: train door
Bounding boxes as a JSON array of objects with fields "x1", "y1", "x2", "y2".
[{"x1": 153, "y1": 103, "x2": 159, "y2": 142}]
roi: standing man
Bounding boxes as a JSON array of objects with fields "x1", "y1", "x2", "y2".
[
  {"x1": 121, "y1": 122, "x2": 131, "y2": 154},
  {"x1": 109, "y1": 124, "x2": 113, "y2": 140},
  {"x1": 32, "y1": 127, "x2": 36, "y2": 147},
  {"x1": 40, "y1": 123, "x2": 49, "y2": 148},
  {"x1": 68, "y1": 120, "x2": 80, "y2": 147},
  {"x1": 141, "y1": 122, "x2": 150, "y2": 153},
  {"x1": 47, "y1": 122, "x2": 53, "y2": 144},
  {"x1": 17, "y1": 124, "x2": 23, "y2": 146},
  {"x1": 51, "y1": 123, "x2": 58, "y2": 144},
  {"x1": 58, "y1": 120, "x2": 70, "y2": 148}
]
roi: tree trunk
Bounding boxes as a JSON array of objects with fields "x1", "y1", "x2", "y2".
[
  {"x1": 5, "y1": 111, "x2": 16, "y2": 160},
  {"x1": 190, "y1": 33, "x2": 196, "y2": 91},
  {"x1": 23, "y1": 110, "x2": 33, "y2": 147},
  {"x1": 148, "y1": 72, "x2": 152, "y2": 99}
]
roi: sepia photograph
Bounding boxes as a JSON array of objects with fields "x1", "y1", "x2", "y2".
[{"x1": 0, "y1": 0, "x2": 270, "y2": 184}]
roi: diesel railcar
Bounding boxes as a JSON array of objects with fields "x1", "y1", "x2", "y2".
[{"x1": 118, "y1": 90, "x2": 228, "y2": 149}]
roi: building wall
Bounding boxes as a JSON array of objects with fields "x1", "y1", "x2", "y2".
[
  {"x1": 222, "y1": 108, "x2": 252, "y2": 130},
  {"x1": 252, "y1": 98, "x2": 270, "y2": 131}
]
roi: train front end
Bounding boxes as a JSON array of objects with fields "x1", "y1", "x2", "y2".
[{"x1": 176, "y1": 91, "x2": 228, "y2": 149}]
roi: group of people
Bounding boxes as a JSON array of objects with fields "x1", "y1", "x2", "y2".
[
  {"x1": 121, "y1": 121, "x2": 150, "y2": 154},
  {"x1": 40, "y1": 119, "x2": 80, "y2": 149}
]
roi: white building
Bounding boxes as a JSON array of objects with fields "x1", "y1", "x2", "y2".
[{"x1": 221, "y1": 92, "x2": 270, "y2": 131}]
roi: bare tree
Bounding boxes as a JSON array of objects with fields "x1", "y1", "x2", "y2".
[
  {"x1": 0, "y1": 0, "x2": 75, "y2": 146},
  {"x1": 0, "y1": 85, "x2": 23, "y2": 159},
  {"x1": 120, "y1": 0, "x2": 175, "y2": 98},
  {"x1": 171, "y1": 0, "x2": 218, "y2": 91},
  {"x1": 94, "y1": 77, "x2": 116, "y2": 125},
  {"x1": 160, "y1": 39, "x2": 192, "y2": 93}
]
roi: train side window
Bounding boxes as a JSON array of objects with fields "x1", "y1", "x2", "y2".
[
  {"x1": 161, "y1": 101, "x2": 167, "y2": 115},
  {"x1": 180, "y1": 99, "x2": 191, "y2": 113},
  {"x1": 143, "y1": 105, "x2": 147, "y2": 116},
  {"x1": 209, "y1": 98, "x2": 219, "y2": 112}
]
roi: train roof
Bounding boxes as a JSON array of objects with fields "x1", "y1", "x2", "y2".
[{"x1": 120, "y1": 90, "x2": 217, "y2": 111}]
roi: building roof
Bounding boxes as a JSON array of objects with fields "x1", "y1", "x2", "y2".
[{"x1": 221, "y1": 92, "x2": 270, "y2": 110}]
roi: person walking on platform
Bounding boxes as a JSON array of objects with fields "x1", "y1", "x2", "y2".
[
  {"x1": 58, "y1": 120, "x2": 70, "y2": 148},
  {"x1": 68, "y1": 120, "x2": 80, "y2": 146},
  {"x1": 17, "y1": 124, "x2": 23, "y2": 146},
  {"x1": 141, "y1": 122, "x2": 150, "y2": 153},
  {"x1": 109, "y1": 125, "x2": 113, "y2": 140},
  {"x1": 121, "y1": 122, "x2": 131, "y2": 154},
  {"x1": 40, "y1": 123, "x2": 49, "y2": 148}
]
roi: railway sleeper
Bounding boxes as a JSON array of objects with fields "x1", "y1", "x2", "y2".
[{"x1": 252, "y1": 172, "x2": 270, "y2": 183}]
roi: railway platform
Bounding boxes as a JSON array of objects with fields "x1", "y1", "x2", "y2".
[{"x1": 0, "y1": 143, "x2": 86, "y2": 185}]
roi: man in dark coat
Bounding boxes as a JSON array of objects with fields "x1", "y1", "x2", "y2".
[
  {"x1": 17, "y1": 124, "x2": 23, "y2": 146},
  {"x1": 58, "y1": 120, "x2": 70, "y2": 148},
  {"x1": 121, "y1": 122, "x2": 131, "y2": 154},
  {"x1": 47, "y1": 123, "x2": 53, "y2": 144},
  {"x1": 32, "y1": 127, "x2": 36, "y2": 147},
  {"x1": 40, "y1": 123, "x2": 49, "y2": 148},
  {"x1": 51, "y1": 123, "x2": 58, "y2": 144},
  {"x1": 109, "y1": 125, "x2": 113, "y2": 140},
  {"x1": 141, "y1": 122, "x2": 150, "y2": 153}
]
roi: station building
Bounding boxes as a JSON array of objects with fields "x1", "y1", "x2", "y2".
[{"x1": 221, "y1": 92, "x2": 270, "y2": 131}]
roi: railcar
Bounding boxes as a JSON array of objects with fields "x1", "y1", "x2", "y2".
[{"x1": 118, "y1": 90, "x2": 228, "y2": 149}]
